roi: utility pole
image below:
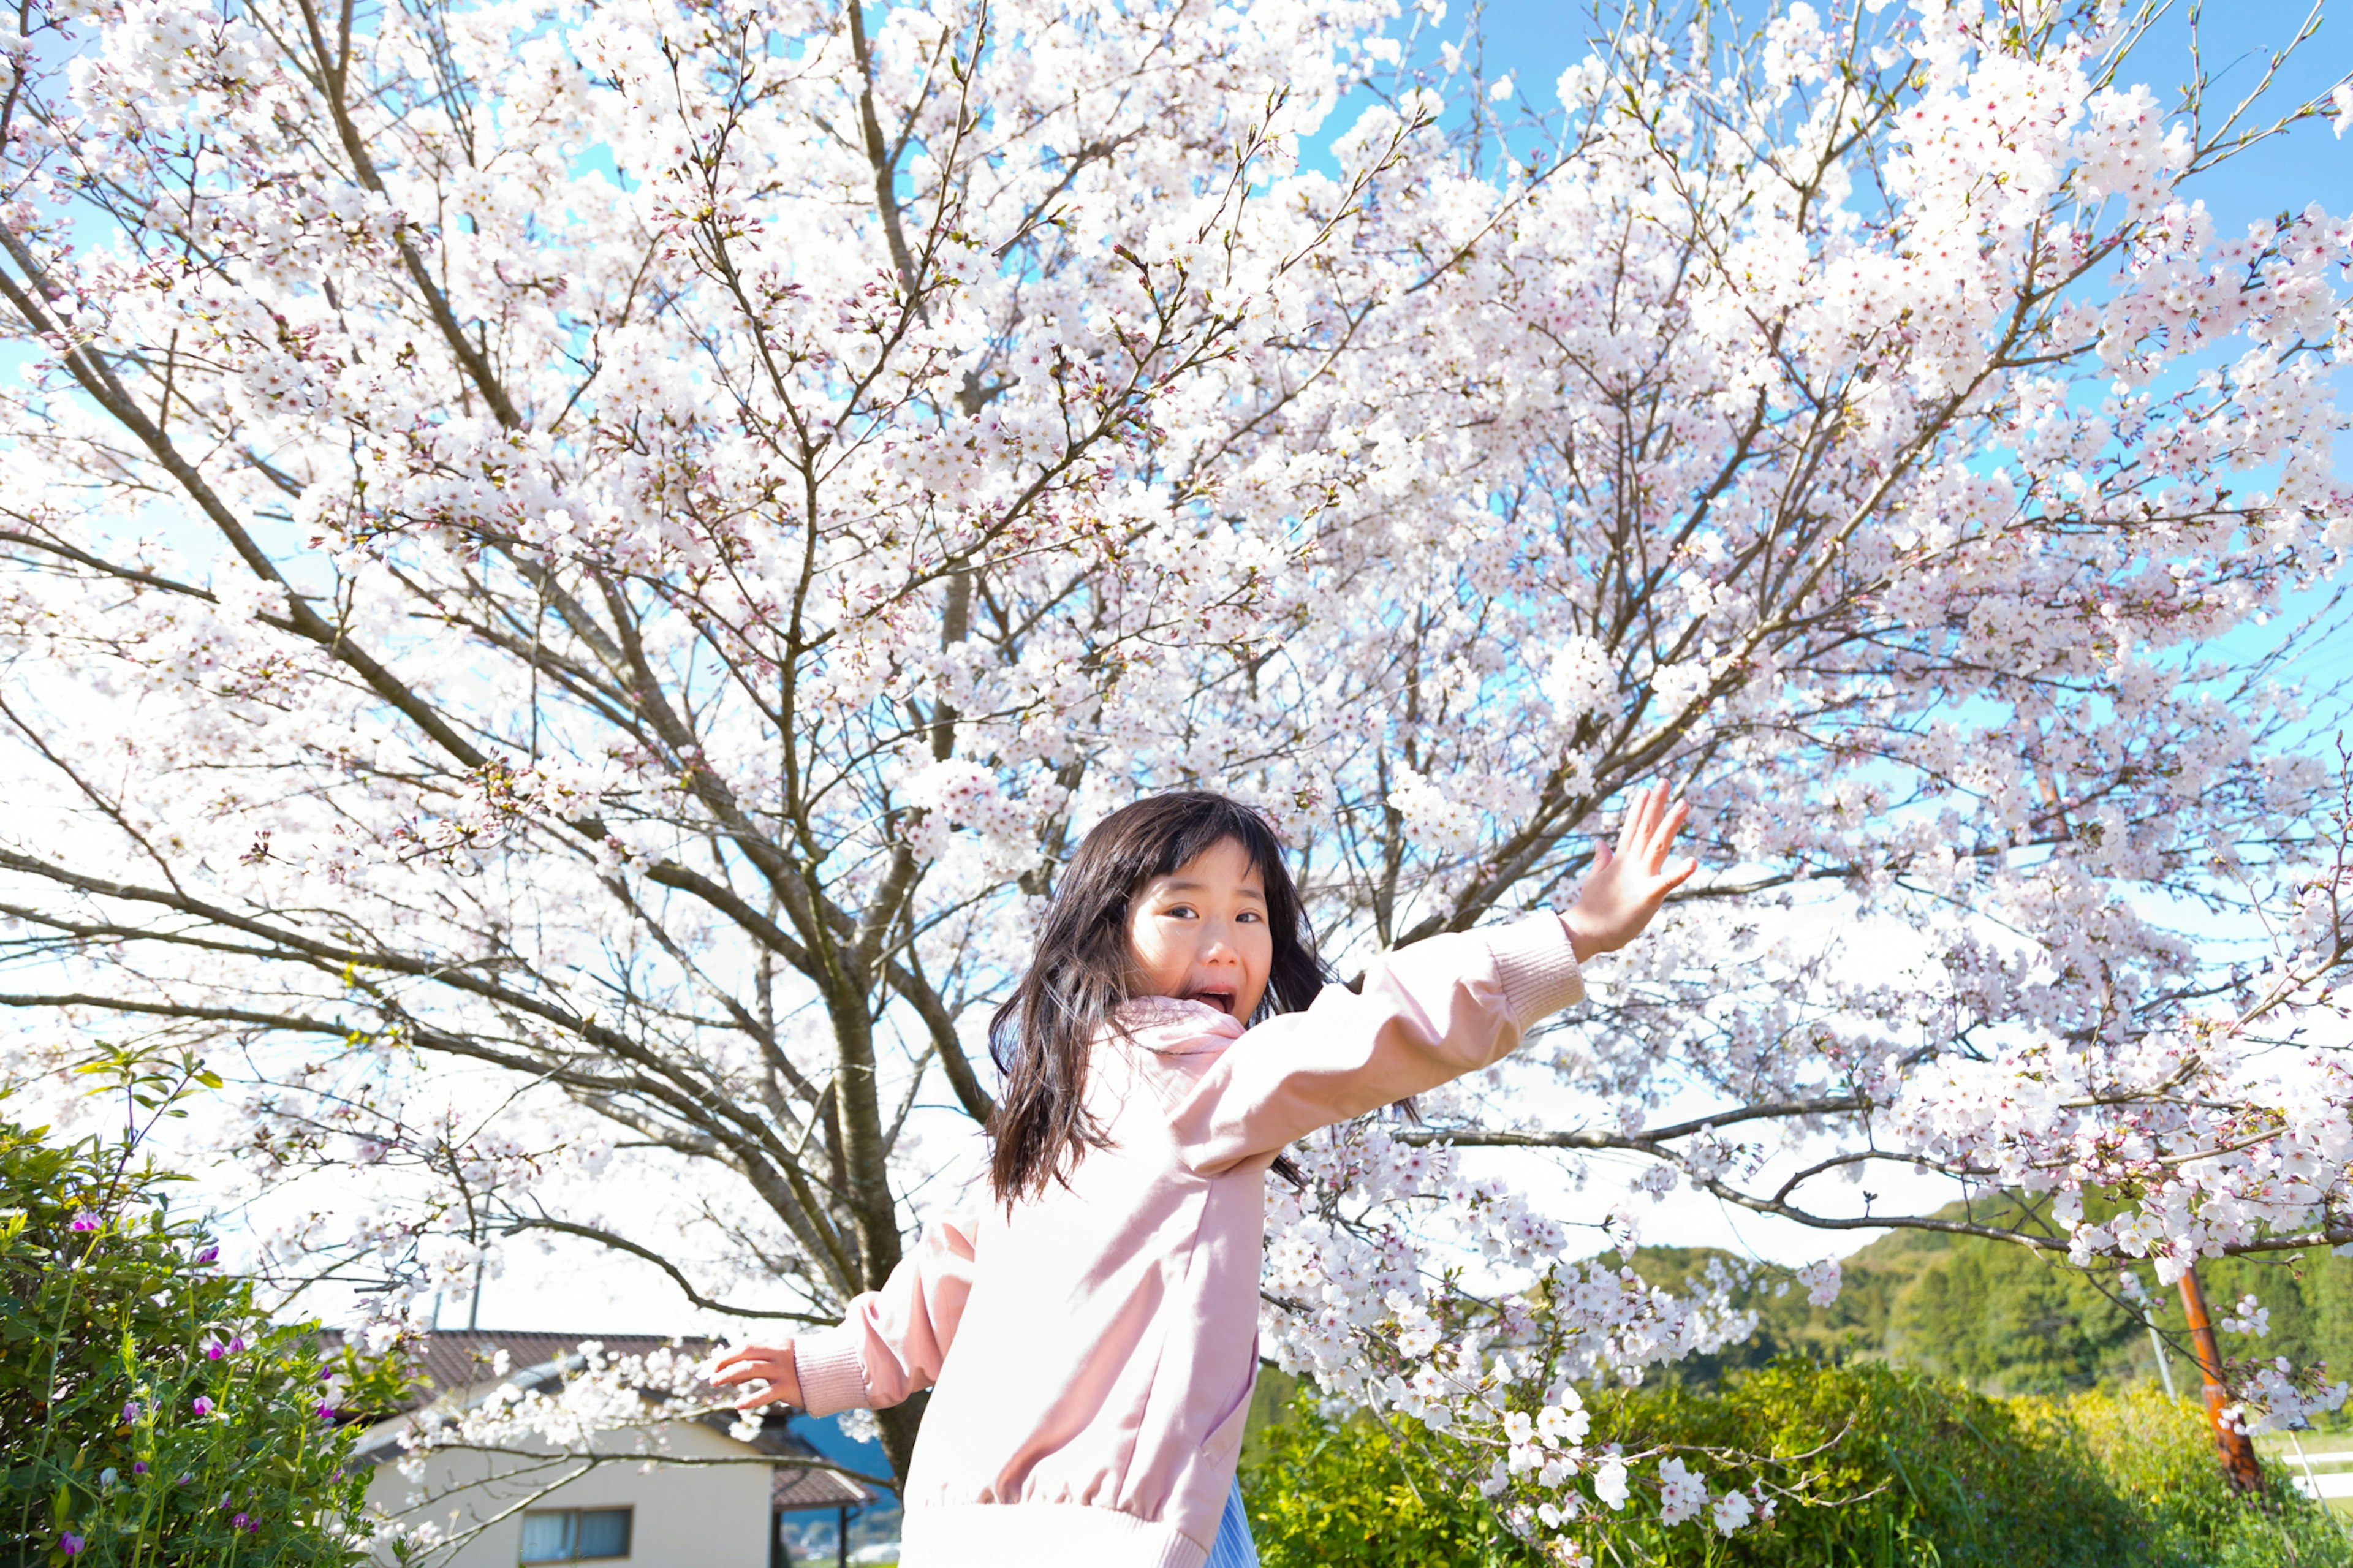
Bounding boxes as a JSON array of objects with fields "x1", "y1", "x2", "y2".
[
  {"x1": 2179, "y1": 1266, "x2": 2262, "y2": 1493},
  {"x1": 2145, "y1": 1313, "x2": 2178, "y2": 1401}
]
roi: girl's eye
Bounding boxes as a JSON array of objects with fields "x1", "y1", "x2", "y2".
[
  {"x1": 1238, "y1": 910, "x2": 1264, "y2": 923},
  {"x1": 1164, "y1": 904, "x2": 1197, "y2": 919}
]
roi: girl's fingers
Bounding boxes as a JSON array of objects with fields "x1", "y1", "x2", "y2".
[
  {"x1": 1650, "y1": 798, "x2": 1689, "y2": 868},
  {"x1": 711, "y1": 1357, "x2": 784, "y2": 1386},
  {"x1": 1633, "y1": 791, "x2": 1666, "y2": 865},
  {"x1": 1611, "y1": 783, "x2": 1691, "y2": 873},
  {"x1": 1627, "y1": 785, "x2": 1655, "y2": 856}
]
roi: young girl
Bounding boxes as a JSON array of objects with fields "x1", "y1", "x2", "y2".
[{"x1": 714, "y1": 784, "x2": 1694, "y2": 1568}]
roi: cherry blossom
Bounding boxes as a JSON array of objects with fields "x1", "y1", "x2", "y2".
[{"x1": 1, "y1": 0, "x2": 2351, "y2": 1542}]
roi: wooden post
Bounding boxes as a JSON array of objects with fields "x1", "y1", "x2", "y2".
[{"x1": 2178, "y1": 1265, "x2": 2263, "y2": 1493}]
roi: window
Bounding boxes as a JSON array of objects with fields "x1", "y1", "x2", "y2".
[{"x1": 518, "y1": 1507, "x2": 632, "y2": 1562}]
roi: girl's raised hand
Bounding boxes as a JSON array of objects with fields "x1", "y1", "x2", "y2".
[
  {"x1": 1561, "y1": 781, "x2": 1698, "y2": 960},
  {"x1": 711, "y1": 1341, "x2": 803, "y2": 1412}
]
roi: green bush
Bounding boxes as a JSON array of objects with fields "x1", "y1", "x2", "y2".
[
  {"x1": 2041, "y1": 1385, "x2": 2351, "y2": 1568},
  {"x1": 1578, "y1": 1361, "x2": 2151, "y2": 1567},
  {"x1": 1240, "y1": 1362, "x2": 2353, "y2": 1567},
  {"x1": 1240, "y1": 1392, "x2": 1540, "y2": 1567},
  {"x1": 0, "y1": 1105, "x2": 407, "y2": 1566}
]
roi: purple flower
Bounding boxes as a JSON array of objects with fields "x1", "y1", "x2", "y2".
[
  {"x1": 122, "y1": 1400, "x2": 141, "y2": 1422},
  {"x1": 132, "y1": 1462, "x2": 148, "y2": 1476},
  {"x1": 204, "y1": 1340, "x2": 225, "y2": 1360},
  {"x1": 229, "y1": 1336, "x2": 246, "y2": 1353},
  {"x1": 58, "y1": 1532, "x2": 85, "y2": 1556},
  {"x1": 69, "y1": 1211, "x2": 98, "y2": 1232},
  {"x1": 191, "y1": 1395, "x2": 214, "y2": 1417},
  {"x1": 231, "y1": 1513, "x2": 254, "y2": 1532},
  {"x1": 191, "y1": 1244, "x2": 219, "y2": 1265},
  {"x1": 174, "y1": 1473, "x2": 191, "y2": 1486},
  {"x1": 314, "y1": 1403, "x2": 338, "y2": 1421}
]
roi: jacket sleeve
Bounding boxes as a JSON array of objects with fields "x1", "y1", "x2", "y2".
[
  {"x1": 1171, "y1": 915, "x2": 1585, "y2": 1175},
  {"x1": 789, "y1": 1206, "x2": 981, "y2": 1416}
]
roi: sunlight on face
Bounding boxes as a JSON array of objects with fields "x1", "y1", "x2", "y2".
[{"x1": 1126, "y1": 838, "x2": 1275, "y2": 1020}]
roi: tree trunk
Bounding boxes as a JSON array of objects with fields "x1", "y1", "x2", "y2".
[
  {"x1": 2178, "y1": 1266, "x2": 2262, "y2": 1493},
  {"x1": 876, "y1": 1394, "x2": 928, "y2": 1493}
]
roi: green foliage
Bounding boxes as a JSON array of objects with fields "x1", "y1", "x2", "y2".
[
  {"x1": 1241, "y1": 1393, "x2": 1541, "y2": 1567},
  {"x1": 1578, "y1": 1362, "x2": 2153, "y2": 1567},
  {"x1": 0, "y1": 1096, "x2": 409, "y2": 1566},
  {"x1": 1241, "y1": 1362, "x2": 2353, "y2": 1568},
  {"x1": 1633, "y1": 1192, "x2": 2353, "y2": 1404},
  {"x1": 2040, "y1": 1386, "x2": 2353, "y2": 1568}
]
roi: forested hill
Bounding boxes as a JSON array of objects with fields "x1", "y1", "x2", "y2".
[{"x1": 1632, "y1": 1198, "x2": 2353, "y2": 1398}]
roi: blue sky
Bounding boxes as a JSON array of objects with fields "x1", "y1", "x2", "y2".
[{"x1": 1423, "y1": 0, "x2": 2349, "y2": 237}]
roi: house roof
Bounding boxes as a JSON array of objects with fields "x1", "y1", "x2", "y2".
[
  {"x1": 328, "y1": 1330, "x2": 878, "y2": 1507},
  {"x1": 771, "y1": 1463, "x2": 874, "y2": 1511},
  {"x1": 324, "y1": 1330, "x2": 720, "y2": 1414},
  {"x1": 390, "y1": 1328, "x2": 715, "y2": 1412}
]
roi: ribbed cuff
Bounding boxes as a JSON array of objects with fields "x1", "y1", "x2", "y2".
[
  {"x1": 792, "y1": 1328, "x2": 871, "y2": 1417},
  {"x1": 1487, "y1": 915, "x2": 1586, "y2": 1026}
]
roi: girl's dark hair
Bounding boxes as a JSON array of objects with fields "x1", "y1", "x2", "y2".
[{"x1": 987, "y1": 791, "x2": 1325, "y2": 1203}]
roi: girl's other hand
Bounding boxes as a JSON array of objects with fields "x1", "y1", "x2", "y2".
[
  {"x1": 711, "y1": 1341, "x2": 803, "y2": 1412},
  {"x1": 1561, "y1": 781, "x2": 1698, "y2": 960}
]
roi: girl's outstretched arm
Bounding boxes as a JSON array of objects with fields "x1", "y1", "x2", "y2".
[
  {"x1": 1170, "y1": 780, "x2": 1695, "y2": 1172},
  {"x1": 710, "y1": 1206, "x2": 983, "y2": 1415}
]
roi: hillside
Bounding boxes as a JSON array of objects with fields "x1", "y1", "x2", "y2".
[{"x1": 1631, "y1": 1194, "x2": 2353, "y2": 1401}]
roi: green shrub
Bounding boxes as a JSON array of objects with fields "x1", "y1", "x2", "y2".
[
  {"x1": 0, "y1": 1105, "x2": 408, "y2": 1566},
  {"x1": 1240, "y1": 1395, "x2": 1540, "y2": 1567},
  {"x1": 1240, "y1": 1362, "x2": 2353, "y2": 1568},
  {"x1": 2035, "y1": 1385, "x2": 2351, "y2": 1568},
  {"x1": 1577, "y1": 1361, "x2": 2146, "y2": 1567}
]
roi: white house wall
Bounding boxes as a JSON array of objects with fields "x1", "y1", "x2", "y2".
[{"x1": 365, "y1": 1418, "x2": 773, "y2": 1568}]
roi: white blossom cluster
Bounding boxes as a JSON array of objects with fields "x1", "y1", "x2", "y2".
[
  {"x1": 395, "y1": 1341, "x2": 721, "y2": 1466},
  {"x1": 1257, "y1": 1117, "x2": 1813, "y2": 1547}
]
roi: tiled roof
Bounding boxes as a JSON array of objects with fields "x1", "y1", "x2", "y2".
[
  {"x1": 772, "y1": 1463, "x2": 874, "y2": 1510},
  {"x1": 323, "y1": 1330, "x2": 717, "y2": 1411},
  {"x1": 329, "y1": 1330, "x2": 873, "y2": 1498}
]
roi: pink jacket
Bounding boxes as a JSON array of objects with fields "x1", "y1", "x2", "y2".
[{"x1": 790, "y1": 915, "x2": 1586, "y2": 1568}]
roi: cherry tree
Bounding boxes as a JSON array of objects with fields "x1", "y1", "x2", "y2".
[{"x1": 2, "y1": 0, "x2": 2351, "y2": 1547}]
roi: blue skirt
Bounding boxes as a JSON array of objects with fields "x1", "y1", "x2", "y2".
[{"x1": 1206, "y1": 1478, "x2": 1258, "y2": 1568}]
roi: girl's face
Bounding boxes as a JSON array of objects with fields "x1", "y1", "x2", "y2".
[{"x1": 1126, "y1": 837, "x2": 1274, "y2": 1020}]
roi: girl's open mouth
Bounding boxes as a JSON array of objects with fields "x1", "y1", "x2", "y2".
[{"x1": 1189, "y1": 987, "x2": 1237, "y2": 1015}]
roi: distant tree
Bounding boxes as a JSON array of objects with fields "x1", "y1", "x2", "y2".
[
  {"x1": 1640, "y1": 1195, "x2": 2353, "y2": 1406},
  {"x1": 1892, "y1": 1244, "x2": 2140, "y2": 1394}
]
